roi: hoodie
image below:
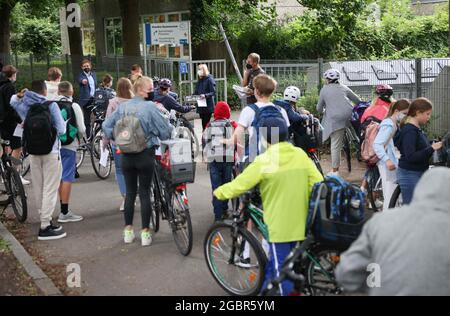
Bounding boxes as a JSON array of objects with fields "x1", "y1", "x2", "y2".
[
  {"x1": 10, "y1": 91, "x2": 66, "y2": 154},
  {"x1": 395, "y1": 123, "x2": 433, "y2": 172},
  {"x1": 0, "y1": 77, "x2": 20, "y2": 126},
  {"x1": 335, "y1": 167, "x2": 450, "y2": 295}
]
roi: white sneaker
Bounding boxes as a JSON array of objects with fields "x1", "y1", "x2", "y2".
[
  {"x1": 123, "y1": 229, "x2": 135, "y2": 244},
  {"x1": 374, "y1": 199, "x2": 384, "y2": 209},
  {"x1": 58, "y1": 211, "x2": 84, "y2": 223},
  {"x1": 141, "y1": 231, "x2": 152, "y2": 247},
  {"x1": 21, "y1": 176, "x2": 31, "y2": 185}
]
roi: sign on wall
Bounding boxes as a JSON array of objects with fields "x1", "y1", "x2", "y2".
[{"x1": 146, "y1": 22, "x2": 190, "y2": 46}]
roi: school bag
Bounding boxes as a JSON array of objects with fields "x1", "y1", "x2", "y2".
[
  {"x1": 113, "y1": 107, "x2": 148, "y2": 154},
  {"x1": 56, "y1": 99, "x2": 78, "y2": 146},
  {"x1": 22, "y1": 101, "x2": 57, "y2": 155},
  {"x1": 245, "y1": 103, "x2": 285, "y2": 157},
  {"x1": 360, "y1": 118, "x2": 397, "y2": 165},
  {"x1": 306, "y1": 175, "x2": 367, "y2": 248},
  {"x1": 94, "y1": 87, "x2": 114, "y2": 112},
  {"x1": 203, "y1": 119, "x2": 234, "y2": 163}
]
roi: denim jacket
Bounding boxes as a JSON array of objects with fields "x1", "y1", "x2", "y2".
[
  {"x1": 102, "y1": 96, "x2": 173, "y2": 149},
  {"x1": 373, "y1": 118, "x2": 398, "y2": 166}
]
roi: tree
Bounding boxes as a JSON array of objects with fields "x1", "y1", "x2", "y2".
[
  {"x1": 118, "y1": 0, "x2": 140, "y2": 59},
  {"x1": 65, "y1": 0, "x2": 84, "y2": 82},
  {"x1": 0, "y1": 0, "x2": 18, "y2": 64}
]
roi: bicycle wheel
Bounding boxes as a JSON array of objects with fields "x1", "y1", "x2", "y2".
[
  {"x1": 149, "y1": 179, "x2": 160, "y2": 233},
  {"x1": 342, "y1": 132, "x2": 352, "y2": 173},
  {"x1": 367, "y1": 167, "x2": 384, "y2": 212},
  {"x1": 90, "y1": 135, "x2": 112, "y2": 180},
  {"x1": 309, "y1": 152, "x2": 323, "y2": 175},
  {"x1": 76, "y1": 138, "x2": 87, "y2": 169},
  {"x1": 170, "y1": 190, "x2": 193, "y2": 256},
  {"x1": 388, "y1": 185, "x2": 402, "y2": 209},
  {"x1": 20, "y1": 152, "x2": 31, "y2": 178},
  {"x1": 204, "y1": 222, "x2": 267, "y2": 296},
  {"x1": 305, "y1": 246, "x2": 343, "y2": 296},
  {"x1": 6, "y1": 167, "x2": 27, "y2": 223}
]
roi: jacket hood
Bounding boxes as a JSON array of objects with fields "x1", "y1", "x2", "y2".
[
  {"x1": 22, "y1": 90, "x2": 48, "y2": 107},
  {"x1": 411, "y1": 167, "x2": 450, "y2": 211},
  {"x1": 0, "y1": 77, "x2": 12, "y2": 87},
  {"x1": 214, "y1": 101, "x2": 231, "y2": 120}
]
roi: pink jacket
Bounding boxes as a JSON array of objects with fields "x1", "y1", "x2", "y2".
[{"x1": 361, "y1": 98, "x2": 392, "y2": 123}]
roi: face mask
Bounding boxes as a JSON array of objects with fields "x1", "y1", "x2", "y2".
[
  {"x1": 145, "y1": 91, "x2": 155, "y2": 101},
  {"x1": 397, "y1": 113, "x2": 406, "y2": 123},
  {"x1": 246, "y1": 63, "x2": 253, "y2": 70},
  {"x1": 197, "y1": 70, "x2": 203, "y2": 77},
  {"x1": 83, "y1": 68, "x2": 91, "y2": 73}
]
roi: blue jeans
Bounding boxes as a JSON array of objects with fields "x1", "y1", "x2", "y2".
[
  {"x1": 209, "y1": 162, "x2": 234, "y2": 220},
  {"x1": 262, "y1": 242, "x2": 298, "y2": 296},
  {"x1": 112, "y1": 144, "x2": 126, "y2": 196},
  {"x1": 397, "y1": 167, "x2": 425, "y2": 205}
]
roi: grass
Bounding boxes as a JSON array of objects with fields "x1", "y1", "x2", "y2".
[{"x1": 0, "y1": 238, "x2": 10, "y2": 253}]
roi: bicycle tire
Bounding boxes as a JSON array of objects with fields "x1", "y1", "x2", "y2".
[
  {"x1": 388, "y1": 185, "x2": 402, "y2": 209},
  {"x1": 170, "y1": 191, "x2": 193, "y2": 256},
  {"x1": 367, "y1": 167, "x2": 383, "y2": 212},
  {"x1": 76, "y1": 138, "x2": 87, "y2": 169},
  {"x1": 343, "y1": 133, "x2": 352, "y2": 173},
  {"x1": 90, "y1": 136, "x2": 112, "y2": 180},
  {"x1": 204, "y1": 222, "x2": 267, "y2": 296},
  {"x1": 309, "y1": 152, "x2": 323, "y2": 176},
  {"x1": 20, "y1": 153, "x2": 31, "y2": 177},
  {"x1": 7, "y1": 166, "x2": 28, "y2": 223},
  {"x1": 305, "y1": 246, "x2": 343, "y2": 296},
  {"x1": 149, "y1": 179, "x2": 160, "y2": 233}
]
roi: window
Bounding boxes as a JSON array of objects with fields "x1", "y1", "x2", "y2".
[
  {"x1": 82, "y1": 20, "x2": 96, "y2": 56},
  {"x1": 105, "y1": 18, "x2": 123, "y2": 56}
]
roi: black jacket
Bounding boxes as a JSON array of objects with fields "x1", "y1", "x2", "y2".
[{"x1": 0, "y1": 78, "x2": 20, "y2": 126}]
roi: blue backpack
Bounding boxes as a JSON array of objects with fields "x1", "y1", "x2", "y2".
[
  {"x1": 306, "y1": 175, "x2": 367, "y2": 248},
  {"x1": 245, "y1": 103, "x2": 285, "y2": 158}
]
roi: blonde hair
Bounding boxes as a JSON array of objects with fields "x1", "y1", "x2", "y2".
[
  {"x1": 253, "y1": 74, "x2": 277, "y2": 97},
  {"x1": 116, "y1": 77, "x2": 134, "y2": 99},
  {"x1": 133, "y1": 76, "x2": 153, "y2": 94},
  {"x1": 198, "y1": 64, "x2": 210, "y2": 77}
]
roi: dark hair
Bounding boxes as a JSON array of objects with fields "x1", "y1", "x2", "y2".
[
  {"x1": 2, "y1": 65, "x2": 17, "y2": 78},
  {"x1": 31, "y1": 80, "x2": 47, "y2": 95},
  {"x1": 81, "y1": 59, "x2": 92, "y2": 67},
  {"x1": 387, "y1": 99, "x2": 410, "y2": 118},
  {"x1": 131, "y1": 64, "x2": 142, "y2": 72},
  {"x1": 101, "y1": 74, "x2": 113, "y2": 87}
]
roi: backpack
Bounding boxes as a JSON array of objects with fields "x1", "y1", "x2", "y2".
[
  {"x1": 350, "y1": 101, "x2": 370, "y2": 135},
  {"x1": 22, "y1": 101, "x2": 57, "y2": 155},
  {"x1": 245, "y1": 103, "x2": 285, "y2": 157},
  {"x1": 113, "y1": 107, "x2": 148, "y2": 154},
  {"x1": 56, "y1": 99, "x2": 78, "y2": 146},
  {"x1": 203, "y1": 119, "x2": 234, "y2": 163},
  {"x1": 360, "y1": 121, "x2": 381, "y2": 165},
  {"x1": 94, "y1": 87, "x2": 114, "y2": 112},
  {"x1": 306, "y1": 175, "x2": 366, "y2": 248}
]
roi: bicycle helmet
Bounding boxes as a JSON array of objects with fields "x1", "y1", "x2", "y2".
[
  {"x1": 323, "y1": 69, "x2": 340, "y2": 81},
  {"x1": 375, "y1": 84, "x2": 393, "y2": 102},
  {"x1": 158, "y1": 78, "x2": 172, "y2": 89},
  {"x1": 283, "y1": 86, "x2": 301, "y2": 103}
]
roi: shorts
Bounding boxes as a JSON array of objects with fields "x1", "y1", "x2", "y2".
[
  {"x1": 61, "y1": 148, "x2": 76, "y2": 183},
  {"x1": 0, "y1": 124, "x2": 22, "y2": 150}
]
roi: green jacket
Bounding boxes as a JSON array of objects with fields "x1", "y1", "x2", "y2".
[{"x1": 214, "y1": 142, "x2": 323, "y2": 243}]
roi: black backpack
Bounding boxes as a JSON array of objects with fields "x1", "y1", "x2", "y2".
[
  {"x1": 23, "y1": 101, "x2": 57, "y2": 155},
  {"x1": 94, "y1": 87, "x2": 113, "y2": 112},
  {"x1": 56, "y1": 99, "x2": 78, "y2": 146}
]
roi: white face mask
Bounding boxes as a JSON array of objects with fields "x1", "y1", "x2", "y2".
[
  {"x1": 397, "y1": 113, "x2": 406, "y2": 123},
  {"x1": 197, "y1": 70, "x2": 203, "y2": 77}
]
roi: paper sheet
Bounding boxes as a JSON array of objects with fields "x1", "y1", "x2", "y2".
[
  {"x1": 99, "y1": 145, "x2": 109, "y2": 168},
  {"x1": 13, "y1": 124, "x2": 23, "y2": 138},
  {"x1": 197, "y1": 98, "x2": 207, "y2": 108},
  {"x1": 232, "y1": 85, "x2": 248, "y2": 99}
]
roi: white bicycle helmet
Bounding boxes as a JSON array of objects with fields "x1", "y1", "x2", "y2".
[
  {"x1": 283, "y1": 86, "x2": 301, "y2": 103},
  {"x1": 323, "y1": 69, "x2": 341, "y2": 81}
]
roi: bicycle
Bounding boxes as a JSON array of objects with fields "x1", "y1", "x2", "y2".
[
  {"x1": 366, "y1": 164, "x2": 384, "y2": 212},
  {"x1": 169, "y1": 108, "x2": 200, "y2": 160},
  {"x1": 150, "y1": 152, "x2": 194, "y2": 256},
  {"x1": 342, "y1": 125, "x2": 360, "y2": 173},
  {"x1": 0, "y1": 139, "x2": 27, "y2": 223},
  {"x1": 204, "y1": 190, "x2": 269, "y2": 296},
  {"x1": 20, "y1": 150, "x2": 30, "y2": 178}
]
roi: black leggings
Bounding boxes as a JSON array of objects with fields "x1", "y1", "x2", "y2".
[
  {"x1": 200, "y1": 112, "x2": 213, "y2": 131},
  {"x1": 122, "y1": 148, "x2": 155, "y2": 229}
]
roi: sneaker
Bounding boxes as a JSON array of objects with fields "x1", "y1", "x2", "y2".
[
  {"x1": 327, "y1": 171, "x2": 339, "y2": 177},
  {"x1": 49, "y1": 221, "x2": 63, "y2": 232},
  {"x1": 141, "y1": 231, "x2": 152, "y2": 247},
  {"x1": 38, "y1": 226, "x2": 67, "y2": 241},
  {"x1": 20, "y1": 176, "x2": 31, "y2": 185},
  {"x1": 58, "y1": 211, "x2": 84, "y2": 223},
  {"x1": 124, "y1": 229, "x2": 135, "y2": 244},
  {"x1": 374, "y1": 199, "x2": 383, "y2": 209},
  {"x1": 235, "y1": 257, "x2": 252, "y2": 268},
  {"x1": 75, "y1": 170, "x2": 80, "y2": 179}
]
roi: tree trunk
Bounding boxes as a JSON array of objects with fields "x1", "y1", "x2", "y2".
[
  {"x1": 0, "y1": 1, "x2": 15, "y2": 65},
  {"x1": 65, "y1": 0, "x2": 84, "y2": 82},
  {"x1": 118, "y1": 0, "x2": 141, "y2": 68}
]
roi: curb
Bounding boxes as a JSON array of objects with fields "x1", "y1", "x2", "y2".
[{"x1": 0, "y1": 220, "x2": 62, "y2": 296}]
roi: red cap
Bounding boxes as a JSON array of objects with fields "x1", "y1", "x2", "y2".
[{"x1": 214, "y1": 101, "x2": 231, "y2": 120}]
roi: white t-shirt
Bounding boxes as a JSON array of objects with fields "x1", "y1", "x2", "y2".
[{"x1": 238, "y1": 102, "x2": 290, "y2": 160}]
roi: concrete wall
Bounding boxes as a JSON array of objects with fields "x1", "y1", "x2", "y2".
[{"x1": 411, "y1": 0, "x2": 448, "y2": 15}]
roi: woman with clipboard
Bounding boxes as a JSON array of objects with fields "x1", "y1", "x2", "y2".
[{"x1": 194, "y1": 64, "x2": 216, "y2": 130}]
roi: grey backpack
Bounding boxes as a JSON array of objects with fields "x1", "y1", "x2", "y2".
[{"x1": 114, "y1": 108, "x2": 148, "y2": 154}]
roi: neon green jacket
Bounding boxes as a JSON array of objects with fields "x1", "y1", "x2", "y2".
[{"x1": 214, "y1": 142, "x2": 324, "y2": 243}]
